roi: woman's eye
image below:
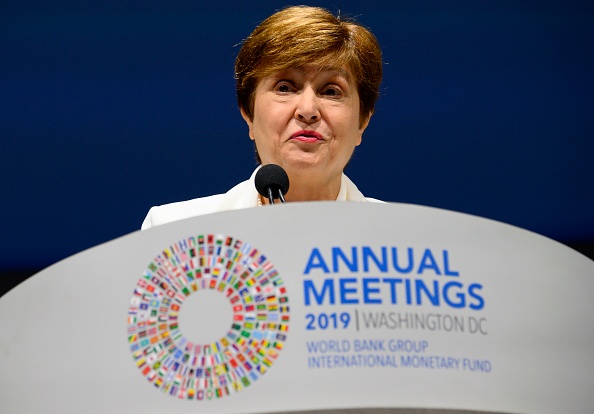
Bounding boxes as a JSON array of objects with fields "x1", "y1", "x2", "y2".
[
  {"x1": 322, "y1": 86, "x2": 342, "y2": 97},
  {"x1": 275, "y1": 82, "x2": 293, "y2": 93}
]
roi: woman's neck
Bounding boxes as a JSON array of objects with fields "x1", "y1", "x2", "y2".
[{"x1": 281, "y1": 171, "x2": 342, "y2": 203}]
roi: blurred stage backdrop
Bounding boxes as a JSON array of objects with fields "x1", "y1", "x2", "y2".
[{"x1": 2, "y1": 1, "x2": 593, "y2": 295}]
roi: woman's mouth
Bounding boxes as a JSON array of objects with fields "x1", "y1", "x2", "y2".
[{"x1": 290, "y1": 130, "x2": 324, "y2": 142}]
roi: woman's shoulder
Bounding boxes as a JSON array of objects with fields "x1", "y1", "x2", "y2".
[
  {"x1": 141, "y1": 176, "x2": 259, "y2": 230},
  {"x1": 364, "y1": 197, "x2": 385, "y2": 203},
  {"x1": 140, "y1": 193, "x2": 228, "y2": 230}
]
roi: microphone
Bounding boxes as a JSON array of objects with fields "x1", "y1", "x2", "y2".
[{"x1": 255, "y1": 164, "x2": 290, "y2": 204}]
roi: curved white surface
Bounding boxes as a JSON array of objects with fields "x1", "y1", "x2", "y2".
[{"x1": 1, "y1": 202, "x2": 593, "y2": 413}]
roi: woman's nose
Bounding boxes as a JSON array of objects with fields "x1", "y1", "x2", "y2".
[{"x1": 295, "y1": 87, "x2": 320, "y2": 123}]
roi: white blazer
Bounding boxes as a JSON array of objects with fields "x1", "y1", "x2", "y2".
[{"x1": 141, "y1": 167, "x2": 380, "y2": 230}]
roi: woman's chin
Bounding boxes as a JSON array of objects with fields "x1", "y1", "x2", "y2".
[{"x1": 278, "y1": 156, "x2": 327, "y2": 174}]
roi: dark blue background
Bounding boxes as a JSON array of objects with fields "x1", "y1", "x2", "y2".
[{"x1": 2, "y1": 1, "x2": 593, "y2": 272}]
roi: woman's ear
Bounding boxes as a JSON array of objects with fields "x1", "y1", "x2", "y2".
[
  {"x1": 360, "y1": 111, "x2": 372, "y2": 131},
  {"x1": 357, "y1": 112, "x2": 373, "y2": 146},
  {"x1": 240, "y1": 108, "x2": 255, "y2": 141}
]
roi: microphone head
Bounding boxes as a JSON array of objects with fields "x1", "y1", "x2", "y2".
[{"x1": 255, "y1": 164, "x2": 290, "y2": 198}]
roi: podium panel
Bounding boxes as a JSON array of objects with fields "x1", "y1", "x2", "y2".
[{"x1": 1, "y1": 202, "x2": 593, "y2": 413}]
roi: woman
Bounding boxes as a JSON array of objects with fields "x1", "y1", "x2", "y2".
[{"x1": 142, "y1": 5, "x2": 383, "y2": 230}]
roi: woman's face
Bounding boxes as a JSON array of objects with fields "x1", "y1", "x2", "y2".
[{"x1": 241, "y1": 65, "x2": 370, "y2": 186}]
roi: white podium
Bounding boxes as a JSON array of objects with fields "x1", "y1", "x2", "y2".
[{"x1": 1, "y1": 202, "x2": 593, "y2": 413}]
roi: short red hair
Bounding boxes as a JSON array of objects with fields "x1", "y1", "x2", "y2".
[{"x1": 235, "y1": 6, "x2": 383, "y2": 128}]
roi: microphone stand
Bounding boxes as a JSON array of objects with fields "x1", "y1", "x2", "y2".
[
  {"x1": 266, "y1": 187, "x2": 287, "y2": 204},
  {"x1": 267, "y1": 187, "x2": 275, "y2": 205}
]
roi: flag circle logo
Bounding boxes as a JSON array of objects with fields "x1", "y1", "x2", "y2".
[{"x1": 127, "y1": 234, "x2": 290, "y2": 400}]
